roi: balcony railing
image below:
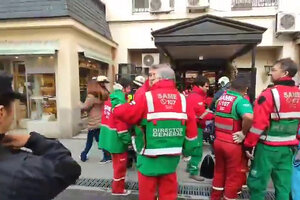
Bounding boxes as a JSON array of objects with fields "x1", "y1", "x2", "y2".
[{"x1": 232, "y1": 0, "x2": 278, "y2": 10}]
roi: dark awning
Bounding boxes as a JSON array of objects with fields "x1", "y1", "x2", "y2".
[{"x1": 151, "y1": 14, "x2": 267, "y2": 61}]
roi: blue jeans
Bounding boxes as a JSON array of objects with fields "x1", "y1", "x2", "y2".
[{"x1": 80, "y1": 128, "x2": 100, "y2": 161}]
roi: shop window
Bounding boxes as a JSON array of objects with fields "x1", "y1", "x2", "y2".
[
  {"x1": 27, "y1": 73, "x2": 57, "y2": 121},
  {"x1": 133, "y1": 0, "x2": 149, "y2": 12},
  {"x1": 79, "y1": 55, "x2": 108, "y2": 117}
]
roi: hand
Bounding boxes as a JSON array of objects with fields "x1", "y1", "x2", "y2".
[
  {"x1": 244, "y1": 146, "x2": 255, "y2": 160},
  {"x1": 2, "y1": 134, "x2": 31, "y2": 150},
  {"x1": 295, "y1": 149, "x2": 300, "y2": 162},
  {"x1": 232, "y1": 131, "x2": 245, "y2": 144}
]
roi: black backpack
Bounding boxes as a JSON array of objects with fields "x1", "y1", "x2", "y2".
[{"x1": 200, "y1": 154, "x2": 215, "y2": 179}]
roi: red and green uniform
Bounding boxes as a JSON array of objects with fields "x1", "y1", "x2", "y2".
[
  {"x1": 113, "y1": 80, "x2": 199, "y2": 200},
  {"x1": 186, "y1": 86, "x2": 214, "y2": 175},
  {"x1": 99, "y1": 90, "x2": 131, "y2": 194},
  {"x1": 244, "y1": 77, "x2": 300, "y2": 200},
  {"x1": 211, "y1": 90, "x2": 253, "y2": 200}
]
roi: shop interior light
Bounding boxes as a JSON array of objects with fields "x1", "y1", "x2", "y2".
[
  {"x1": 38, "y1": 56, "x2": 42, "y2": 59},
  {"x1": 88, "y1": 60, "x2": 91, "y2": 63},
  {"x1": 50, "y1": 56, "x2": 54, "y2": 59},
  {"x1": 199, "y1": 56, "x2": 204, "y2": 60},
  {"x1": 15, "y1": 56, "x2": 19, "y2": 59}
]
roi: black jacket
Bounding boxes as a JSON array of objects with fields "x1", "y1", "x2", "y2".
[{"x1": 0, "y1": 132, "x2": 81, "y2": 200}]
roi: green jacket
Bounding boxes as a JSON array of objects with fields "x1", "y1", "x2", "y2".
[{"x1": 98, "y1": 90, "x2": 131, "y2": 153}]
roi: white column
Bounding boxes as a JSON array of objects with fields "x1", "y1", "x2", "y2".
[{"x1": 56, "y1": 38, "x2": 81, "y2": 138}]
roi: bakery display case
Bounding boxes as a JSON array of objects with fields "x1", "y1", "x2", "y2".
[{"x1": 27, "y1": 73, "x2": 57, "y2": 121}]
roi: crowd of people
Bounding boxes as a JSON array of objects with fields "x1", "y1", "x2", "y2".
[
  {"x1": 91, "y1": 58, "x2": 300, "y2": 200},
  {"x1": 0, "y1": 57, "x2": 299, "y2": 200}
]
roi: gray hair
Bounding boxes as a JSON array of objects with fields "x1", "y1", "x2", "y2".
[{"x1": 150, "y1": 63, "x2": 175, "y2": 81}]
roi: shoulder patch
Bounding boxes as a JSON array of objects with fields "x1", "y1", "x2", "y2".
[{"x1": 257, "y1": 96, "x2": 266, "y2": 105}]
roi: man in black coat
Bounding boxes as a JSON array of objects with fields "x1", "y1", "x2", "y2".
[{"x1": 0, "y1": 72, "x2": 81, "y2": 200}]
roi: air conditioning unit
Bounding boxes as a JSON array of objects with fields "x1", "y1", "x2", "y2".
[
  {"x1": 187, "y1": 0, "x2": 209, "y2": 10},
  {"x1": 142, "y1": 53, "x2": 160, "y2": 68},
  {"x1": 276, "y1": 12, "x2": 300, "y2": 33},
  {"x1": 149, "y1": 0, "x2": 174, "y2": 14}
]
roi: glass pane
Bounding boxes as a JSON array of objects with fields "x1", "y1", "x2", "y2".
[
  {"x1": 27, "y1": 74, "x2": 57, "y2": 121},
  {"x1": 134, "y1": 0, "x2": 149, "y2": 8}
]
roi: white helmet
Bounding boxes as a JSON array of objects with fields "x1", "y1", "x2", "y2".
[
  {"x1": 96, "y1": 75, "x2": 109, "y2": 83},
  {"x1": 133, "y1": 75, "x2": 146, "y2": 87},
  {"x1": 218, "y1": 76, "x2": 230, "y2": 87},
  {"x1": 113, "y1": 83, "x2": 123, "y2": 91}
]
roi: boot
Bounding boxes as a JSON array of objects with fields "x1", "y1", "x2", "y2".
[{"x1": 189, "y1": 175, "x2": 205, "y2": 181}]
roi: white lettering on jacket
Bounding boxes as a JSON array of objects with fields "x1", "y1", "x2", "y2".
[
  {"x1": 157, "y1": 93, "x2": 177, "y2": 106},
  {"x1": 104, "y1": 105, "x2": 111, "y2": 119},
  {"x1": 153, "y1": 128, "x2": 183, "y2": 137}
]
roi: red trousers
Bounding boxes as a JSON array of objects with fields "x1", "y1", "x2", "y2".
[
  {"x1": 112, "y1": 152, "x2": 128, "y2": 193},
  {"x1": 138, "y1": 171, "x2": 177, "y2": 200},
  {"x1": 211, "y1": 139, "x2": 247, "y2": 200}
]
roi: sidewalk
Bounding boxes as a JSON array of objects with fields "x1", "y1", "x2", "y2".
[{"x1": 60, "y1": 133, "x2": 213, "y2": 186}]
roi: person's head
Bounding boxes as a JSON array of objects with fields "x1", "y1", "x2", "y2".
[
  {"x1": 230, "y1": 75, "x2": 249, "y2": 95},
  {"x1": 218, "y1": 76, "x2": 230, "y2": 88},
  {"x1": 195, "y1": 75, "x2": 210, "y2": 94},
  {"x1": 270, "y1": 58, "x2": 298, "y2": 82},
  {"x1": 118, "y1": 78, "x2": 131, "y2": 94},
  {"x1": 149, "y1": 64, "x2": 174, "y2": 87},
  {"x1": 133, "y1": 75, "x2": 146, "y2": 88},
  {"x1": 87, "y1": 79, "x2": 109, "y2": 101},
  {"x1": 0, "y1": 72, "x2": 25, "y2": 134},
  {"x1": 96, "y1": 75, "x2": 109, "y2": 87}
]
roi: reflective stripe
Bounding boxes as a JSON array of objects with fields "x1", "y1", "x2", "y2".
[
  {"x1": 146, "y1": 91, "x2": 154, "y2": 112},
  {"x1": 113, "y1": 177, "x2": 125, "y2": 181},
  {"x1": 131, "y1": 136, "x2": 138, "y2": 153},
  {"x1": 212, "y1": 186, "x2": 224, "y2": 191},
  {"x1": 271, "y1": 88, "x2": 281, "y2": 114},
  {"x1": 185, "y1": 136, "x2": 197, "y2": 141},
  {"x1": 147, "y1": 112, "x2": 187, "y2": 120},
  {"x1": 250, "y1": 127, "x2": 264, "y2": 135},
  {"x1": 199, "y1": 109, "x2": 212, "y2": 119},
  {"x1": 180, "y1": 94, "x2": 187, "y2": 113},
  {"x1": 271, "y1": 112, "x2": 300, "y2": 119},
  {"x1": 101, "y1": 124, "x2": 116, "y2": 131},
  {"x1": 260, "y1": 135, "x2": 297, "y2": 142},
  {"x1": 143, "y1": 147, "x2": 182, "y2": 156},
  {"x1": 224, "y1": 196, "x2": 236, "y2": 200},
  {"x1": 215, "y1": 122, "x2": 233, "y2": 131},
  {"x1": 117, "y1": 130, "x2": 128, "y2": 134}
]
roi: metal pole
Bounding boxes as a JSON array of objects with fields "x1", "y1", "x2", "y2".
[{"x1": 250, "y1": 46, "x2": 257, "y2": 103}]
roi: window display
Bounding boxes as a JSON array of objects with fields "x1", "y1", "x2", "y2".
[
  {"x1": 78, "y1": 55, "x2": 108, "y2": 118},
  {"x1": 27, "y1": 73, "x2": 57, "y2": 121}
]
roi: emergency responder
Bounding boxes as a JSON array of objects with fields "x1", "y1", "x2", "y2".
[
  {"x1": 244, "y1": 58, "x2": 300, "y2": 200},
  {"x1": 211, "y1": 76, "x2": 253, "y2": 200},
  {"x1": 210, "y1": 76, "x2": 230, "y2": 112},
  {"x1": 112, "y1": 64, "x2": 199, "y2": 200},
  {"x1": 186, "y1": 75, "x2": 214, "y2": 181},
  {"x1": 99, "y1": 78, "x2": 132, "y2": 196}
]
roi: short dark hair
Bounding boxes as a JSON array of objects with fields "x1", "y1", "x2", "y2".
[
  {"x1": 274, "y1": 58, "x2": 298, "y2": 77},
  {"x1": 118, "y1": 78, "x2": 131, "y2": 89},
  {"x1": 230, "y1": 75, "x2": 249, "y2": 92},
  {"x1": 195, "y1": 75, "x2": 209, "y2": 87},
  {"x1": 0, "y1": 94, "x2": 15, "y2": 109}
]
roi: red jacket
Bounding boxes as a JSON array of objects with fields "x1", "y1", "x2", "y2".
[
  {"x1": 244, "y1": 77, "x2": 300, "y2": 147},
  {"x1": 187, "y1": 86, "x2": 214, "y2": 128},
  {"x1": 113, "y1": 80, "x2": 198, "y2": 143},
  {"x1": 101, "y1": 98, "x2": 128, "y2": 133}
]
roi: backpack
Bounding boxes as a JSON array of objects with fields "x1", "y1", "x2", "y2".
[{"x1": 200, "y1": 154, "x2": 215, "y2": 179}]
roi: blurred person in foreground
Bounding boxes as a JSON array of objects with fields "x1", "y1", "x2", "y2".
[{"x1": 0, "y1": 72, "x2": 81, "y2": 200}]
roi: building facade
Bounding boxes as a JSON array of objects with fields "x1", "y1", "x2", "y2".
[
  {"x1": 103, "y1": 0, "x2": 300, "y2": 95},
  {"x1": 0, "y1": 0, "x2": 117, "y2": 138}
]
